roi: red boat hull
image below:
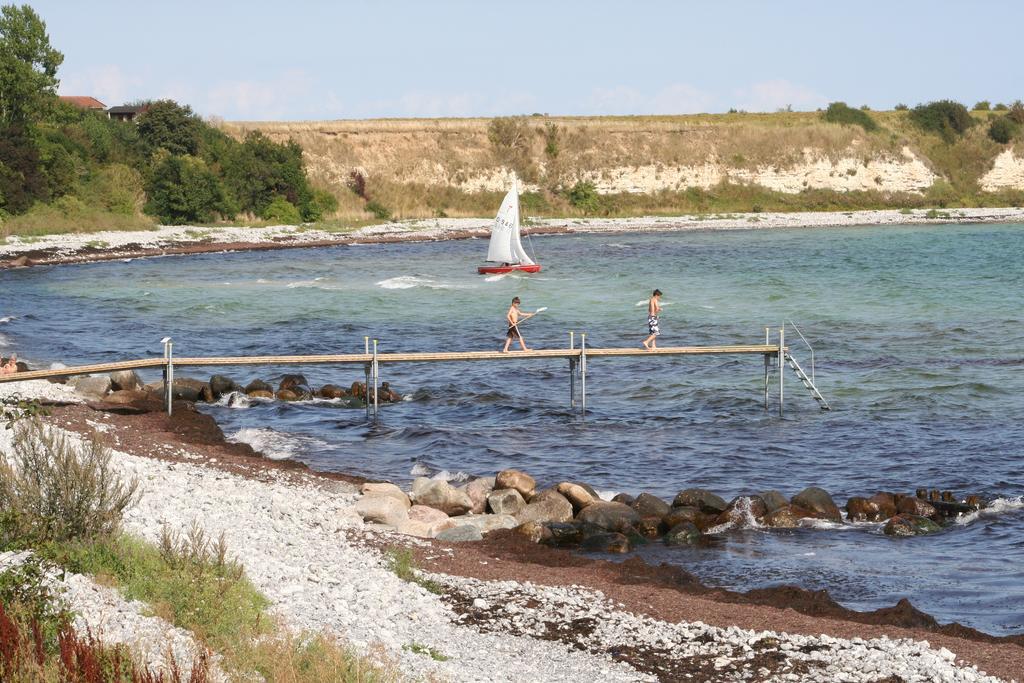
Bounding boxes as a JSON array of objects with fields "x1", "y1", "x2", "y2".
[{"x1": 478, "y1": 264, "x2": 542, "y2": 274}]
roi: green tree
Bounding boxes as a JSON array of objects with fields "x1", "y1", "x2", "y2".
[
  {"x1": 908, "y1": 100, "x2": 974, "y2": 141},
  {"x1": 222, "y1": 131, "x2": 315, "y2": 219},
  {"x1": 144, "y1": 154, "x2": 232, "y2": 224},
  {"x1": 136, "y1": 100, "x2": 202, "y2": 156},
  {"x1": 0, "y1": 4, "x2": 63, "y2": 125},
  {"x1": 0, "y1": 124, "x2": 47, "y2": 213}
]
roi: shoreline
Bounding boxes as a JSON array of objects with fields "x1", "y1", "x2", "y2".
[
  {"x1": 3, "y1": 207, "x2": 1024, "y2": 270},
  {"x1": 1, "y1": 379, "x2": 1018, "y2": 680}
]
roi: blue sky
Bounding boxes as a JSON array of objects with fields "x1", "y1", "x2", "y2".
[{"x1": 33, "y1": 0, "x2": 1024, "y2": 120}]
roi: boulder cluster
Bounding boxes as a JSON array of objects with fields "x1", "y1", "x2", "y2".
[
  {"x1": 64, "y1": 370, "x2": 401, "y2": 407},
  {"x1": 353, "y1": 468, "x2": 985, "y2": 552}
]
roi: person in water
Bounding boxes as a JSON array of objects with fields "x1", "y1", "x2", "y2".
[
  {"x1": 642, "y1": 289, "x2": 663, "y2": 351},
  {"x1": 503, "y1": 296, "x2": 534, "y2": 353}
]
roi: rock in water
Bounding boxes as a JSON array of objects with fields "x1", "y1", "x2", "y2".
[
  {"x1": 495, "y1": 469, "x2": 536, "y2": 501},
  {"x1": 664, "y1": 521, "x2": 702, "y2": 546},
  {"x1": 897, "y1": 496, "x2": 939, "y2": 520},
  {"x1": 631, "y1": 492, "x2": 671, "y2": 519},
  {"x1": 884, "y1": 513, "x2": 942, "y2": 536},
  {"x1": 790, "y1": 486, "x2": 841, "y2": 522},
  {"x1": 278, "y1": 374, "x2": 309, "y2": 392},
  {"x1": 845, "y1": 496, "x2": 883, "y2": 522},
  {"x1": 576, "y1": 501, "x2": 640, "y2": 531},
  {"x1": 714, "y1": 495, "x2": 769, "y2": 528},
  {"x1": 318, "y1": 384, "x2": 348, "y2": 399},
  {"x1": 247, "y1": 390, "x2": 274, "y2": 399},
  {"x1": 245, "y1": 379, "x2": 274, "y2": 395},
  {"x1": 672, "y1": 488, "x2": 727, "y2": 514},
  {"x1": 515, "y1": 489, "x2": 573, "y2": 525},
  {"x1": 276, "y1": 389, "x2": 300, "y2": 401},
  {"x1": 209, "y1": 374, "x2": 239, "y2": 399},
  {"x1": 611, "y1": 492, "x2": 635, "y2": 506},
  {"x1": 487, "y1": 488, "x2": 526, "y2": 516},
  {"x1": 580, "y1": 532, "x2": 631, "y2": 553},
  {"x1": 758, "y1": 490, "x2": 789, "y2": 514}
]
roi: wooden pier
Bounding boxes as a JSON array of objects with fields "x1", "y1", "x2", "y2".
[{"x1": 1, "y1": 329, "x2": 830, "y2": 417}]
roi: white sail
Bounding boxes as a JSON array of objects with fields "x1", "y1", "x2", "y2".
[{"x1": 485, "y1": 182, "x2": 533, "y2": 264}]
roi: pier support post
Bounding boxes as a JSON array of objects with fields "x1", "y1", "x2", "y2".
[
  {"x1": 161, "y1": 337, "x2": 173, "y2": 417},
  {"x1": 364, "y1": 337, "x2": 371, "y2": 420},
  {"x1": 580, "y1": 333, "x2": 587, "y2": 418},
  {"x1": 763, "y1": 327, "x2": 770, "y2": 411},
  {"x1": 372, "y1": 339, "x2": 379, "y2": 420},
  {"x1": 778, "y1": 327, "x2": 785, "y2": 417},
  {"x1": 569, "y1": 331, "x2": 576, "y2": 408}
]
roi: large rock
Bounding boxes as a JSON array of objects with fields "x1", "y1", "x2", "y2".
[
  {"x1": 764, "y1": 505, "x2": 809, "y2": 528},
  {"x1": 103, "y1": 389, "x2": 149, "y2": 405},
  {"x1": 611, "y1": 492, "x2": 635, "y2": 506},
  {"x1": 759, "y1": 490, "x2": 789, "y2": 514},
  {"x1": 447, "y1": 514, "x2": 517, "y2": 535},
  {"x1": 897, "y1": 496, "x2": 938, "y2": 520},
  {"x1": 247, "y1": 390, "x2": 274, "y2": 399},
  {"x1": 714, "y1": 496, "x2": 769, "y2": 528},
  {"x1": 664, "y1": 521, "x2": 702, "y2": 546},
  {"x1": 576, "y1": 501, "x2": 640, "y2": 531},
  {"x1": 278, "y1": 374, "x2": 309, "y2": 392},
  {"x1": 791, "y1": 487, "x2": 841, "y2": 522},
  {"x1": 556, "y1": 482, "x2": 596, "y2": 512},
  {"x1": 672, "y1": 488, "x2": 727, "y2": 514},
  {"x1": 495, "y1": 469, "x2": 536, "y2": 501},
  {"x1": 361, "y1": 482, "x2": 411, "y2": 509},
  {"x1": 636, "y1": 517, "x2": 664, "y2": 538},
  {"x1": 435, "y1": 525, "x2": 484, "y2": 542},
  {"x1": 396, "y1": 519, "x2": 434, "y2": 538},
  {"x1": 69, "y1": 375, "x2": 112, "y2": 399},
  {"x1": 354, "y1": 496, "x2": 409, "y2": 527},
  {"x1": 515, "y1": 489, "x2": 573, "y2": 525},
  {"x1": 631, "y1": 493, "x2": 671, "y2": 519},
  {"x1": 487, "y1": 488, "x2": 526, "y2": 516},
  {"x1": 884, "y1": 514, "x2": 942, "y2": 536},
  {"x1": 245, "y1": 379, "x2": 274, "y2": 395},
  {"x1": 664, "y1": 505, "x2": 702, "y2": 529},
  {"x1": 209, "y1": 374, "x2": 239, "y2": 399},
  {"x1": 410, "y1": 478, "x2": 473, "y2": 516},
  {"x1": 580, "y1": 532, "x2": 631, "y2": 553},
  {"x1": 109, "y1": 370, "x2": 142, "y2": 392},
  {"x1": 318, "y1": 384, "x2": 348, "y2": 399},
  {"x1": 408, "y1": 504, "x2": 449, "y2": 525},
  {"x1": 461, "y1": 477, "x2": 496, "y2": 515},
  {"x1": 545, "y1": 522, "x2": 585, "y2": 547},
  {"x1": 146, "y1": 378, "x2": 207, "y2": 402},
  {"x1": 277, "y1": 389, "x2": 301, "y2": 401}
]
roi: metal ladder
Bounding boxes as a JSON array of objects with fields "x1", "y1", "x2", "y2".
[{"x1": 784, "y1": 320, "x2": 831, "y2": 411}]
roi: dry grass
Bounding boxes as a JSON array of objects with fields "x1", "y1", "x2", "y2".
[{"x1": 1, "y1": 203, "x2": 155, "y2": 240}]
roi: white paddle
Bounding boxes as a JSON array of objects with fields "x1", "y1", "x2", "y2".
[{"x1": 516, "y1": 307, "x2": 547, "y2": 324}]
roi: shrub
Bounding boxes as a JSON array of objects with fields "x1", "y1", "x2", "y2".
[
  {"x1": 973, "y1": 101, "x2": 991, "y2": 111},
  {"x1": 822, "y1": 102, "x2": 878, "y2": 132},
  {"x1": 908, "y1": 100, "x2": 975, "y2": 141},
  {"x1": 542, "y1": 120, "x2": 559, "y2": 159},
  {"x1": 309, "y1": 187, "x2": 338, "y2": 220},
  {"x1": 365, "y1": 200, "x2": 391, "y2": 220},
  {"x1": 567, "y1": 180, "x2": 600, "y2": 213},
  {"x1": 988, "y1": 117, "x2": 1017, "y2": 144},
  {"x1": 1007, "y1": 100, "x2": 1024, "y2": 125},
  {"x1": 145, "y1": 154, "x2": 233, "y2": 224},
  {"x1": 261, "y1": 196, "x2": 302, "y2": 224},
  {"x1": 994, "y1": 102, "x2": 1008, "y2": 111},
  {"x1": 0, "y1": 421, "x2": 139, "y2": 543},
  {"x1": 346, "y1": 170, "x2": 367, "y2": 198},
  {"x1": 894, "y1": 103, "x2": 909, "y2": 111},
  {"x1": 136, "y1": 100, "x2": 203, "y2": 156},
  {"x1": 487, "y1": 116, "x2": 533, "y2": 175}
]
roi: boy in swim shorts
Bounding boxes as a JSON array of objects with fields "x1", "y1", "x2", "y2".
[
  {"x1": 642, "y1": 289, "x2": 662, "y2": 351},
  {"x1": 503, "y1": 297, "x2": 534, "y2": 352}
]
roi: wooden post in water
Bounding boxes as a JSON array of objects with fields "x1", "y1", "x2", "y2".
[
  {"x1": 364, "y1": 337, "x2": 371, "y2": 420},
  {"x1": 778, "y1": 327, "x2": 785, "y2": 417},
  {"x1": 580, "y1": 333, "x2": 587, "y2": 418},
  {"x1": 569, "y1": 331, "x2": 576, "y2": 408},
  {"x1": 162, "y1": 337, "x2": 174, "y2": 417},
  {"x1": 763, "y1": 327, "x2": 770, "y2": 411}
]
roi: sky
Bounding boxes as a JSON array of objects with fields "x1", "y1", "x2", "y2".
[{"x1": 29, "y1": 0, "x2": 1024, "y2": 121}]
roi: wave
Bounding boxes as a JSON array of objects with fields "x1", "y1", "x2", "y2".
[
  {"x1": 0, "y1": 316, "x2": 14, "y2": 324},
  {"x1": 286, "y1": 277, "x2": 334, "y2": 289},
  {"x1": 408, "y1": 462, "x2": 469, "y2": 482},
  {"x1": 227, "y1": 427, "x2": 329, "y2": 461},
  {"x1": 376, "y1": 275, "x2": 464, "y2": 290},
  {"x1": 955, "y1": 496, "x2": 1024, "y2": 526}
]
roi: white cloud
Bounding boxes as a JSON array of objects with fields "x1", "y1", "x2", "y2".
[
  {"x1": 588, "y1": 83, "x2": 714, "y2": 115},
  {"x1": 57, "y1": 65, "x2": 145, "y2": 107},
  {"x1": 732, "y1": 79, "x2": 826, "y2": 113},
  {"x1": 201, "y1": 70, "x2": 315, "y2": 120}
]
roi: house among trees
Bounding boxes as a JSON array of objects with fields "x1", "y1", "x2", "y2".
[
  {"x1": 107, "y1": 103, "x2": 151, "y2": 122},
  {"x1": 58, "y1": 95, "x2": 106, "y2": 111}
]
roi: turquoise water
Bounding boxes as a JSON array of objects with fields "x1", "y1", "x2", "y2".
[{"x1": 2, "y1": 222, "x2": 1023, "y2": 633}]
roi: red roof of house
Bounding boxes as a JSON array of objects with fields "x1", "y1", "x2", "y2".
[{"x1": 60, "y1": 96, "x2": 106, "y2": 109}]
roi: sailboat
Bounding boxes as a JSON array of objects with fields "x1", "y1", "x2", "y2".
[{"x1": 477, "y1": 180, "x2": 541, "y2": 274}]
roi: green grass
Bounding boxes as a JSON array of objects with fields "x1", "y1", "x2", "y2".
[
  {"x1": 385, "y1": 548, "x2": 443, "y2": 594},
  {"x1": 0, "y1": 202, "x2": 155, "y2": 239},
  {"x1": 403, "y1": 642, "x2": 449, "y2": 661}
]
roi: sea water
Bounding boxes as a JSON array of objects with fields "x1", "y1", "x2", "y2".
[{"x1": 2, "y1": 222, "x2": 1023, "y2": 634}]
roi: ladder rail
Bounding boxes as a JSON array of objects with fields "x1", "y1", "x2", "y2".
[
  {"x1": 784, "y1": 319, "x2": 816, "y2": 384},
  {"x1": 785, "y1": 352, "x2": 831, "y2": 410}
]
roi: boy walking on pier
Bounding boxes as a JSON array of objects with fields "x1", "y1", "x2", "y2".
[
  {"x1": 642, "y1": 289, "x2": 663, "y2": 351},
  {"x1": 503, "y1": 297, "x2": 534, "y2": 353}
]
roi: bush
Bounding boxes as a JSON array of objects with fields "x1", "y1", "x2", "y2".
[
  {"x1": 988, "y1": 116, "x2": 1017, "y2": 144},
  {"x1": 261, "y1": 196, "x2": 302, "y2": 224},
  {"x1": 822, "y1": 102, "x2": 878, "y2": 132},
  {"x1": 908, "y1": 100, "x2": 975, "y2": 141},
  {"x1": 145, "y1": 154, "x2": 233, "y2": 224},
  {"x1": 136, "y1": 100, "x2": 202, "y2": 156},
  {"x1": 567, "y1": 181, "x2": 600, "y2": 213},
  {"x1": 346, "y1": 170, "x2": 367, "y2": 198},
  {"x1": 1007, "y1": 100, "x2": 1024, "y2": 125},
  {"x1": 973, "y1": 101, "x2": 991, "y2": 111},
  {"x1": 366, "y1": 200, "x2": 391, "y2": 220},
  {"x1": 0, "y1": 421, "x2": 139, "y2": 544},
  {"x1": 994, "y1": 102, "x2": 1008, "y2": 111},
  {"x1": 894, "y1": 103, "x2": 909, "y2": 111},
  {"x1": 309, "y1": 187, "x2": 338, "y2": 219}
]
